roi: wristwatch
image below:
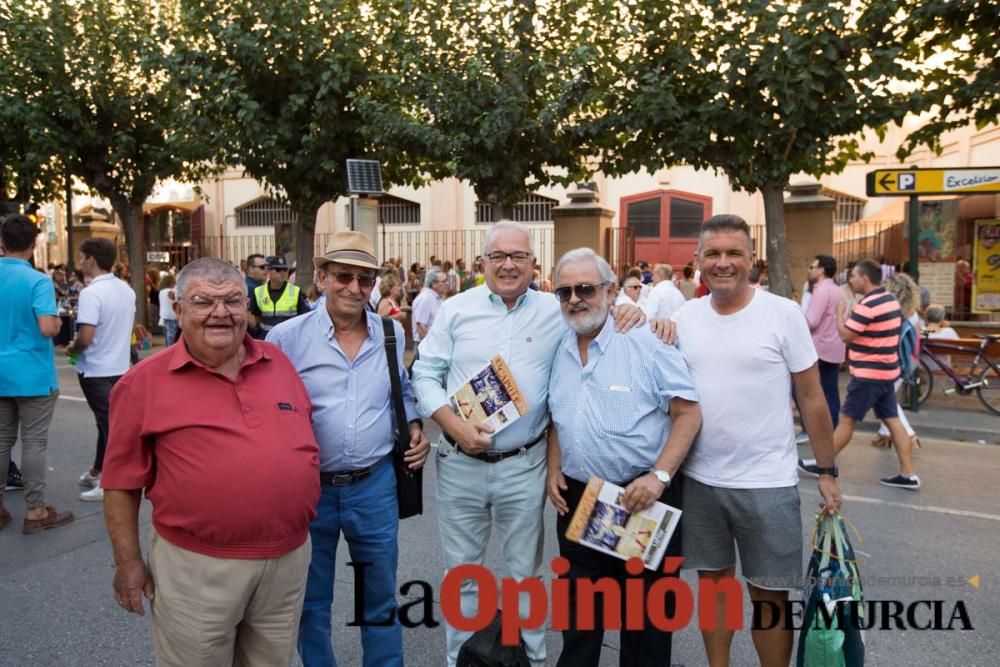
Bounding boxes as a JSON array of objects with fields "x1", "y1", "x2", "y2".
[
  {"x1": 814, "y1": 465, "x2": 839, "y2": 478},
  {"x1": 649, "y1": 469, "x2": 671, "y2": 486}
]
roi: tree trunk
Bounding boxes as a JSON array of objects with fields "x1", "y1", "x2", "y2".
[
  {"x1": 293, "y1": 207, "x2": 316, "y2": 289},
  {"x1": 111, "y1": 198, "x2": 149, "y2": 328},
  {"x1": 761, "y1": 182, "x2": 793, "y2": 299},
  {"x1": 492, "y1": 200, "x2": 516, "y2": 223}
]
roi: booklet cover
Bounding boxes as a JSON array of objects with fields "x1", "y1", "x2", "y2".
[
  {"x1": 449, "y1": 355, "x2": 529, "y2": 436},
  {"x1": 565, "y1": 476, "x2": 682, "y2": 571}
]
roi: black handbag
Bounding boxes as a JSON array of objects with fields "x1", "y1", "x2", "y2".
[
  {"x1": 457, "y1": 611, "x2": 531, "y2": 667},
  {"x1": 381, "y1": 317, "x2": 423, "y2": 519}
]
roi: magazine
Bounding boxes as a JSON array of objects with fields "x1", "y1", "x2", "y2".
[
  {"x1": 448, "y1": 355, "x2": 529, "y2": 436},
  {"x1": 564, "y1": 476, "x2": 682, "y2": 571}
]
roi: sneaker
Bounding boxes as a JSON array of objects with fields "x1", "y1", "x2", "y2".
[
  {"x1": 6, "y1": 462, "x2": 24, "y2": 491},
  {"x1": 798, "y1": 458, "x2": 820, "y2": 478},
  {"x1": 79, "y1": 470, "x2": 100, "y2": 488},
  {"x1": 794, "y1": 431, "x2": 810, "y2": 445},
  {"x1": 880, "y1": 474, "x2": 921, "y2": 490},
  {"x1": 79, "y1": 486, "x2": 104, "y2": 502}
]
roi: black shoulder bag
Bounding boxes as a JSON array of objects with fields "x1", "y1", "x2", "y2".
[{"x1": 381, "y1": 317, "x2": 423, "y2": 519}]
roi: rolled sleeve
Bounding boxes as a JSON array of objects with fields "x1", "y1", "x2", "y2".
[
  {"x1": 411, "y1": 306, "x2": 454, "y2": 417},
  {"x1": 653, "y1": 344, "x2": 699, "y2": 410},
  {"x1": 100, "y1": 377, "x2": 155, "y2": 490}
]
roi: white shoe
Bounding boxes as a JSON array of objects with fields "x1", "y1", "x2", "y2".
[
  {"x1": 80, "y1": 486, "x2": 104, "y2": 502},
  {"x1": 78, "y1": 471, "x2": 100, "y2": 488},
  {"x1": 795, "y1": 431, "x2": 810, "y2": 445}
]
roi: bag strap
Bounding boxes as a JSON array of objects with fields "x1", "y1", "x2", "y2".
[{"x1": 381, "y1": 317, "x2": 411, "y2": 460}]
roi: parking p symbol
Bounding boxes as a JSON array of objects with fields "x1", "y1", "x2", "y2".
[{"x1": 899, "y1": 173, "x2": 915, "y2": 190}]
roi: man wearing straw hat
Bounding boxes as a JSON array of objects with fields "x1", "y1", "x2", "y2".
[{"x1": 267, "y1": 230, "x2": 430, "y2": 667}]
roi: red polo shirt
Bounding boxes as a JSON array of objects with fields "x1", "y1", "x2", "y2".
[{"x1": 101, "y1": 336, "x2": 320, "y2": 559}]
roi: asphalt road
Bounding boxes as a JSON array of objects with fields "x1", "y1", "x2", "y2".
[{"x1": 1, "y1": 357, "x2": 997, "y2": 666}]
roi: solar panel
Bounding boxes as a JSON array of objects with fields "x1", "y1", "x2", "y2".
[{"x1": 346, "y1": 159, "x2": 383, "y2": 194}]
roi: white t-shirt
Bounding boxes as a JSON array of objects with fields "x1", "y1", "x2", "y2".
[
  {"x1": 75, "y1": 273, "x2": 136, "y2": 378},
  {"x1": 672, "y1": 289, "x2": 818, "y2": 488},
  {"x1": 158, "y1": 287, "x2": 177, "y2": 323},
  {"x1": 641, "y1": 280, "x2": 686, "y2": 320}
]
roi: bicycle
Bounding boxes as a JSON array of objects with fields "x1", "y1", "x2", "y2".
[{"x1": 900, "y1": 333, "x2": 1000, "y2": 415}]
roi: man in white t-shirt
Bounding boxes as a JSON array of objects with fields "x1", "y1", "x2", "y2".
[
  {"x1": 68, "y1": 238, "x2": 135, "y2": 502},
  {"x1": 641, "y1": 264, "x2": 686, "y2": 320},
  {"x1": 670, "y1": 215, "x2": 841, "y2": 667},
  {"x1": 410, "y1": 267, "x2": 447, "y2": 343}
]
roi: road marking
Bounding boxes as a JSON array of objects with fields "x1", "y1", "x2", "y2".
[
  {"x1": 801, "y1": 487, "x2": 1000, "y2": 522},
  {"x1": 58, "y1": 395, "x2": 87, "y2": 402}
]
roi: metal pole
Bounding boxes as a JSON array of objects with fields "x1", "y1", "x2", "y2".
[
  {"x1": 908, "y1": 195, "x2": 920, "y2": 412},
  {"x1": 349, "y1": 194, "x2": 358, "y2": 231}
]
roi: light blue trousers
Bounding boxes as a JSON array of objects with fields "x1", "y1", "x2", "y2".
[{"x1": 435, "y1": 437, "x2": 547, "y2": 666}]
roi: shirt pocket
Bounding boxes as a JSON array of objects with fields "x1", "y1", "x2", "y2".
[
  {"x1": 591, "y1": 385, "x2": 649, "y2": 437},
  {"x1": 277, "y1": 407, "x2": 318, "y2": 453}
]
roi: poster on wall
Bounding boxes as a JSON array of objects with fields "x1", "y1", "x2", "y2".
[
  {"x1": 973, "y1": 220, "x2": 1000, "y2": 314},
  {"x1": 906, "y1": 200, "x2": 959, "y2": 262},
  {"x1": 919, "y1": 261, "x2": 954, "y2": 308}
]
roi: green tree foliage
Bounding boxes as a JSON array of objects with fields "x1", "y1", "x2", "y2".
[
  {"x1": 593, "y1": 0, "x2": 925, "y2": 297},
  {"x1": 3, "y1": 0, "x2": 211, "y2": 322},
  {"x1": 881, "y1": 0, "x2": 1000, "y2": 155},
  {"x1": 361, "y1": 0, "x2": 613, "y2": 222},
  {"x1": 176, "y1": 0, "x2": 425, "y2": 285}
]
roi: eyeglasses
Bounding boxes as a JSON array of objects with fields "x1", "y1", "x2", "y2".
[
  {"x1": 181, "y1": 294, "x2": 248, "y2": 313},
  {"x1": 251, "y1": 264, "x2": 267, "y2": 270},
  {"x1": 554, "y1": 282, "x2": 608, "y2": 303},
  {"x1": 624, "y1": 284, "x2": 641, "y2": 290},
  {"x1": 486, "y1": 251, "x2": 533, "y2": 265},
  {"x1": 331, "y1": 272, "x2": 376, "y2": 288}
]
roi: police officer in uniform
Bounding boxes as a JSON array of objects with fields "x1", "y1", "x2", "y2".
[{"x1": 249, "y1": 256, "x2": 311, "y2": 339}]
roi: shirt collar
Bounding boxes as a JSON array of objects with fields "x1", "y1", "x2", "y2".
[
  {"x1": 0, "y1": 257, "x2": 30, "y2": 267},
  {"x1": 487, "y1": 287, "x2": 530, "y2": 310},
  {"x1": 167, "y1": 334, "x2": 270, "y2": 372},
  {"x1": 314, "y1": 302, "x2": 376, "y2": 341}
]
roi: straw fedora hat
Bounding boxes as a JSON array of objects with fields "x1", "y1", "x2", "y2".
[{"x1": 314, "y1": 230, "x2": 378, "y2": 271}]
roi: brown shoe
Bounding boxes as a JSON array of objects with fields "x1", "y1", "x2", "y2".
[
  {"x1": 869, "y1": 434, "x2": 892, "y2": 448},
  {"x1": 22, "y1": 506, "x2": 74, "y2": 535},
  {"x1": 0, "y1": 506, "x2": 10, "y2": 530}
]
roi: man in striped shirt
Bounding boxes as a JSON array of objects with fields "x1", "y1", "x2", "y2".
[{"x1": 800, "y1": 259, "x2": 920, "y2": 489}]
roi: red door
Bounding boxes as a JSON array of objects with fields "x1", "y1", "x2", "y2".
[{"x1": 620, "y1": 189, "x2": 712, "y2": 268}]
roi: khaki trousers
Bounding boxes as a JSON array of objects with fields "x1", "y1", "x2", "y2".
[{"x1": 149, "y1": 529, "x2": 311, "y2": 667}]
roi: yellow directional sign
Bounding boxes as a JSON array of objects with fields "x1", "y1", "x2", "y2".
[
  {"x1": 968, "y1": 575, "x2": 980, "y2": 589},
  {"x1": 866, "y1": 167, "x2": 1000, "y2": 197}
]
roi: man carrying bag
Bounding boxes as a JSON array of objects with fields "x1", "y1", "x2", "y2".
[{"x1": 267, "y1": 230, "x2": 430, "y2": 666}]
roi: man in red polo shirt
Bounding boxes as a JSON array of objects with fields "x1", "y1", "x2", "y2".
[{"x1": 101, "y1": 258, "x2": 320, "y2": 666}]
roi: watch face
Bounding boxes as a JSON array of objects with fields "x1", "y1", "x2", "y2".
[{"x1": 652, "y1": 470, "x2": 670, "y2": 484}]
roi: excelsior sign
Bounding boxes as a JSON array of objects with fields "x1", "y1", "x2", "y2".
[{"x1": 866, "y1": 167, "x2": 1000, "y2": 196}]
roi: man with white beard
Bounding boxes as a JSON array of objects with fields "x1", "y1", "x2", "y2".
[{"x1": 546, "y1": 247, "x2": 702, "y2": 667}]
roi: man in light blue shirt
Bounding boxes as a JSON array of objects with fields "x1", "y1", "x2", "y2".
[
  {"x1": 267, "y1": 230, "x2": 430, "y2": 667},
  {"x1": 546, "y1": 248, "x2": 701, "y2": 667},
  {"x1": 412, "y1": 222, "x2": 647, "y2": 666},
  {"x1": 0, "y1": 215, "x2": 74, "y2": 534}
]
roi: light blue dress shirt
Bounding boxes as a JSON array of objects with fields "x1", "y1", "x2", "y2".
[
  {"x1": 412, "y1": 285, "x2": 563, "y2": 451},
  {"x1": 549, "y1": 315, "x2": 698, "y2": 484},
  {"x1": 267, "y1": 306, "x2": 418, "y2": 471}
]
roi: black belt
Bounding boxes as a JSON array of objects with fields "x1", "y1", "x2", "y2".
[
  {"x1": 319, "y1": 463, "x2": 377, "y2": 487},
  {"x1": 444, "y1": 431, "x2": 546, "y2": 463}
]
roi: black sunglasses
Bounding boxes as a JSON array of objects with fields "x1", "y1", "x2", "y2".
[
  {"x1": 331, "y1": 271, "x2": 376, "y2": 288},
  {"x1": 554, "y1": 282, "x2": 607, "y2": 303}
]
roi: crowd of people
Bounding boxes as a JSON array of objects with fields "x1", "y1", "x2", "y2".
[{"x1": 0, "y1": 209, "x2": 955, "y2": 667}]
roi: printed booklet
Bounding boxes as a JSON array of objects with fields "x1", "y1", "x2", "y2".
[
  {"x1": 565, "y1": 476, "x2": 682, "y2": 570},
  {"x1": 449, "y1": 355, "x2": 529, "y2": 436}
]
